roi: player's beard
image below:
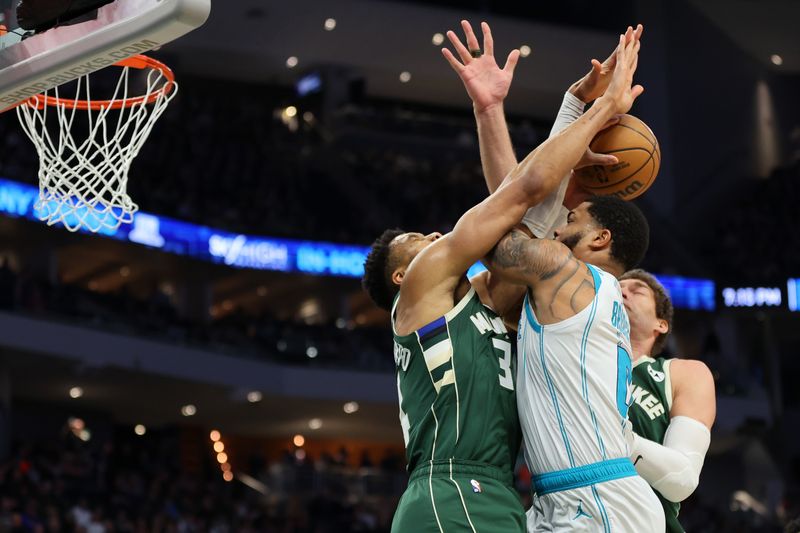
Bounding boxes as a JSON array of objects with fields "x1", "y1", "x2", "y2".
[{"x1": 559, "y1": 231, "x2": 584, "y2": 252}]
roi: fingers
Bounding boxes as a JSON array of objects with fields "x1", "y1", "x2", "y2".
[
  {"x1": 447, "y1": 29, "x2": 472, "y2": 64},
  {"x1": 595, "y1": 153, "x2": 620, "y2": 166},
  {"x1": 615, "y1": 33, "x2": 626, "y2": 67},
  {"x1": 461, "y1": 19, "x2": 481, "y2": 55},
  {"x1": 634, "y1": 23, "x2": 643, "y2": 41},
  {"x1": 481, "y1": 21, "x2": 494, "y2": 57},
  {"x1": 503, "y1": 48, "x2": 520, "y2": 74},
  {"x1": 630, "y1": 49, "x2": 639, "y2": 75},
  {"x1": 590, "y1": 58, "x2": 603, "y2": 74},
  {"x1": 441, "y1": 47, "x2": 465, "y2": 73},
  {"x1": 575, "y1": 150, "x2": 619, "y2": 170},
  {"x1": 630, "y1": 85, "x2": 645, "y2": 102}
]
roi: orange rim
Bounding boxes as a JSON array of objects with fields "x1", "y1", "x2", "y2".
[{"x1": 25, "y1": 54, "x2": 175, "y2": 111}]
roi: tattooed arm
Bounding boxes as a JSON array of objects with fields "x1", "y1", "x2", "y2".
[{"x1": 486, "y1": 229, "x2": 597, "y2": 325}]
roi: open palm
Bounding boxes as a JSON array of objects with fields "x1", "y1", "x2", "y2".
[{"x1": 442, "y1": 21, "x2": 520, "y2": 113}]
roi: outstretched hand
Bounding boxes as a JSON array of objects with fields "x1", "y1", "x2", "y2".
[
  {"x1": 571, "y1": 24, "x2": 643, "y2": 104},
  {"x1": 599, "y1": 25, "x2": 645, "y2": 115},
  {"x1": 441, "y1": 20, "x2": 520, "y2": 114}
]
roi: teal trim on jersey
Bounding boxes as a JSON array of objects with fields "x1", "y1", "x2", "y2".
[
  {"x1": 524, "y1": 293, "x2": 541, "y2": 333},
  {"x1": 591, "y1": 484, "x2": 611, "y2": 533},
  {"x1": 520, "y1": 311, "x2": 528, "y2": 376},
  {"x1": 538, "y1": 328, "x2": 575, "y2": 467},
  {"x1": 580, "y1": 264, "x2": 607, "y2": 460},
  {"x1": 586, "y1": 264, "x2": 602, "y2": 294},
  {"x1": 531, "y1": 458, "x2": 636, "y2": 496}
]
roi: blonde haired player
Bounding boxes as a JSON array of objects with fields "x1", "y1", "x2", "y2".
[
  {"x1": 620, "y1": 269, "x2": 715, "y2": 532},
  {"x1": 444, "y1": 22, "x2": 665, "y2": 531}
]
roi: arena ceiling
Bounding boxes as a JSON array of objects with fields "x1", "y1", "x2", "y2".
[{"x1": 161, "y1": 0, "x2": 798, "y2": 119}]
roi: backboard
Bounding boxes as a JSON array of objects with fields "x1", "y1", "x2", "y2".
[{"x1": 0, "y1": 0, "x2": 210, "y2": 112}]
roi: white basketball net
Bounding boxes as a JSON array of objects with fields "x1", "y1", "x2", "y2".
[{"x1": 16, "y1": 63, "x2": 177, "y2": 232}]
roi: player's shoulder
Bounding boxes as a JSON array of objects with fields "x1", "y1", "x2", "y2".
[{"x1": 666, "y1": 358, "x2": 714, "y2": 387}]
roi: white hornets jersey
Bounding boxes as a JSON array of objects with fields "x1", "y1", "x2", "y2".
[{"x1": 516, "y1": 263, "x2": 633, "y2": 476}]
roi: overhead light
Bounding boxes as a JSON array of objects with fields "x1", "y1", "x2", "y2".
[
  {"x1": 223, "y1": 471, "x2": 234, "y2": 482},
  {"x1": 324, "y1": 18, "x2": 336, "y2": 31},
  {"x1": 246, "y1": 391, "x2": 262, "y2": 403},
  {"x1": 257, "y1": 286, "x2": 268, "y2": 297},
  {"x1": 295, "y1": 448, "x2": 306, "y2": 461},
  {"x1": 335, "y1": 318, "x2": 346, "y2": 329},
  {"x1": 771, "y1": 54, "x2": 783, "y2": 66},
  {"x1": 222, "y1": 300, "x2": 234, "y2": 311},
  {"x1": 78, "y1": 429, "x2": 91, "y2": 442},
  {"x1": 399, "y1": 71, "x2": 411, "y2": 83},
  {"x1": 120, "y1": 266, "x2": 130, "y2": 277},
  {"x1": 68, "y1": 417, "x2": 85, "y2": 431},
  {"x1": 293, "y1": 434, "x2": 305, "y2": 447},
  {"x1": 134, "y1": 424, "x2": 146, "y2": 436},
  {"x1": 181, "y1": 404, "x2": 197, "y2": 417},
  {"x1": 432, "y1": 33, "x2": 444, "y2": 46},
  {"x1": 210, "y1": 430, "x2": 221, "y2": 442},
  {"x1": 306, "y1": 346, "x2": 318, "y2": 358},
  {"x1": 343, "y1": 401, "x2": 359, "y2": 414},
  {"x1": 520, "y1": 45, "x2": 532, "y2": 58},
  {"x1": 286, "y1": 56, "x2": 299, "y2": 68},
  {"x1": 285, "y1": 106, "x2": 298, "y2": 118},
  {"x1": 277, "y1": 340, "x2": 287, "y2": 352},
  {"x1": 214, "y1": 441, "x2": 225, "y2": 453},
  {"x1": 69, "y1": 387, "x2": 83, "y2": 399},
  {"x1": 309, "y1": 418, "x2": 323, "y2": 430},
  {"x1": 302, "y1": 111, "x2": 315, "y2": 123},
  {"x1": 217, "y1": 452, "x2": 228, "y2": 464},
  {"x1": 221, "y1": 462, "x2": 231, "y2": 472}
]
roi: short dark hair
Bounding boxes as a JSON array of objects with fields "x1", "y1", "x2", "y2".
[
  {"x1": 620, "y1": 269, "x2": 674, "y2": 355},
  {"x1": 362, "y1": 228, "x2": 405, "y2": 311},
  {"x1": 585, "y1": 195, "x2": 649, "y2": 271}
]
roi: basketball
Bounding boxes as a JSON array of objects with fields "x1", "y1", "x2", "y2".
[{"x1": 574, "y1": 114, "x2": 660, "y2": 200}]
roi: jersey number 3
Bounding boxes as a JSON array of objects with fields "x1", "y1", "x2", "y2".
[{"x1": 493, "y1": 338, "x2": 514, "y2": 391}]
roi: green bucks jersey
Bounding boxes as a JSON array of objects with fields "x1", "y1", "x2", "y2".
[
  {"x1": 392, "y1": 287, "x2": 521, "y2": 477},
  {"x1": 629, "y1": 356, "x2": 682, "y2": 533}
]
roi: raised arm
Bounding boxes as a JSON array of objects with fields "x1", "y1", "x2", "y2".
[
  {"x1": 443, "y1": 22, "x2": 640, "y2": 224},
  {"x1": 403, "y1": 31, "x2": 643, "y2": 319},
  {"x1": 442, "y1": 20, "x2": 519, "y2": 193}
]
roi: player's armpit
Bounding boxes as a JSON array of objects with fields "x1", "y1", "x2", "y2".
[
  {"x1": 669, "y1": 359, "x2": 716, "y2": 429},
  {"x1": 469, "y1": 269, "x2": 526, "y2": 320}
]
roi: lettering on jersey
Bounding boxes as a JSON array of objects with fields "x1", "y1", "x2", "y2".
[
  {"x1": 611, "y1": 301, "x2": 631, "y2": 342},
  {"x1": 647, "y1": 365, "x2": 665, "y2": 383},
  {"x1": 470, "y1": 312, "x2": 507, "y2": 335},
  {"x1": 631, "y1": 385, "x2": 665, "y2": 420},
  {"x1": 394, "y1": 341, "x2": 411, "y2": 372}
]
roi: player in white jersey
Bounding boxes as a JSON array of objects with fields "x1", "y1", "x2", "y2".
[{"x1": 444, "y1": 21, "x2": 664, "y2": 531}]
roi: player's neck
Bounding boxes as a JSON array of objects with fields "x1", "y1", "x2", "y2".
[
  {"x1": 588, "y1": 256, "x2": 623, "y2": 278},
  {"x1": 630, "y1": 335, "x2": 655, "y2": 361}
]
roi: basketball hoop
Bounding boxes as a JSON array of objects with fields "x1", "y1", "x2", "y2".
[{"x1": 15, "y1": 54, "x2": 177, "y2": 232}]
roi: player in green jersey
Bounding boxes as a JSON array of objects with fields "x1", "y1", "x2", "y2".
[
  {"x1": 362, "y1": 22, "x2": 643, "y2": 533},
  {"x1": 620, "y1": 269, "x2": 717, "y2": 533}
]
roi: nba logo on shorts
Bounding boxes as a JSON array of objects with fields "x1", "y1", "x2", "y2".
[{"x1": 470, "y1": 479, "x2": 482, "y2": 493}]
